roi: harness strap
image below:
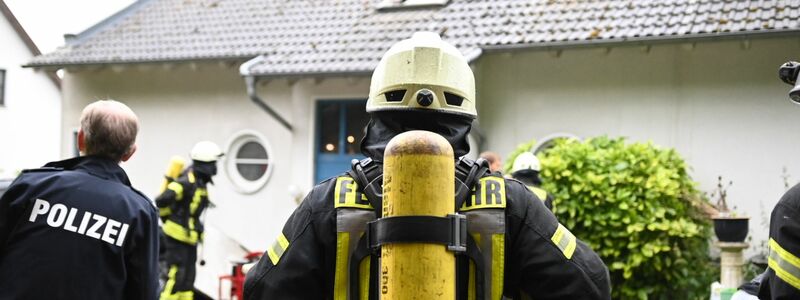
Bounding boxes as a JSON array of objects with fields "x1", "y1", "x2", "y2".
[
  {"x1": 349, "y1": 159, "x2": 383, "y2": 218},
  {"x1": 366, "y1": 214, "x2": 467, "y2": 253},
  {"x1": 455, "y1": 157, "x2": 490, "y2": 210}
]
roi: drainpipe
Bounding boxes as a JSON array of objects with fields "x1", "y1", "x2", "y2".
[{"x1": 239, "y1": 55, "x2": 293, "y2": 131}]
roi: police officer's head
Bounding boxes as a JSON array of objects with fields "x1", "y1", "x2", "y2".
[
  {"x1": 78, "y1": 100, "x2": 139, "y2": 162},
  {"x1": 361, "y1": 32, "x2": 476, "y2": 160}
]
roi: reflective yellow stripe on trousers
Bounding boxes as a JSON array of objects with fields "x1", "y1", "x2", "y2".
[
  {"x1": 768, "y1": 238, "x2": 800, "y2": 290},
  {"x1": 159, "y1": 265, "x2": 179, "y2": 300}
]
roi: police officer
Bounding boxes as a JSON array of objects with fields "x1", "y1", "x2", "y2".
[
  {"x1": 156, "y1": 141, "x2": 222, "y2": 300},
  {"x1": 244, "y1": 32, "x2": 610, "y2": 299},
  {"x1": 510, "y1": 152, "x2": 555, "y2": 211},
  {"x1": 757, "y1": 62, "x2": 800, "y2": 299},
  {"x1": 0, "y1": 100, "x2": 159, "y2": 299}
]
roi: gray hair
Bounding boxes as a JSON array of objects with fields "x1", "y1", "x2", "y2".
[{"x1": 80, "y1": 100, "x2": 139, "y2": 161}]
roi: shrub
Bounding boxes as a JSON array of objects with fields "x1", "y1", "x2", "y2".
[{"x1": 534, "y1": 136, "x2": 715, "y2": 300}]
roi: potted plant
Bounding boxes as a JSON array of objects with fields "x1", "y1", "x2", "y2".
[{"x1": 710, "y1": 176, "x2": 749, "y2": 243}]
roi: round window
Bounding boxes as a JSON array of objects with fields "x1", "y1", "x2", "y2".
[{"x1": 225, "y1": 130, "x2": 273, "y2": 194}]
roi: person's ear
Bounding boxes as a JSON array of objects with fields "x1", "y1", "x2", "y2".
[
  {"x1": 121, "y1": 144, "x2": 137, "y2": 162},
  {"x1": 77, "y1": 129, "x2": 86, "y2": 155}
]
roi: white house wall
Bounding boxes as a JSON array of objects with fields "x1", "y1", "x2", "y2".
[
  {"x1": 476, "y1": 36, "x2": 800, "y2": 255},
  {"x1": 0, "y1": 15, "x2": 60, "y2": 178}
]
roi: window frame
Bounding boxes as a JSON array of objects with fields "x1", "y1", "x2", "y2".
[
  {"x1": 532, "y1": 133, "x2": 582, "y2": 154},
  {"x1": 224, "y1": 130, "x2": 273, "y2": 194},
  {"x1": 0, "y1": 69, "x2": 6, "y2": 107}
]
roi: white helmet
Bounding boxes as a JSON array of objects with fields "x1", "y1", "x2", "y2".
[
  {"x1": 190, "y1": 141, "x2": 223, "y2": 162},
  {"x1": 367, "y1": 32, "x2": 476, "y2": 118},
  {"x1": 511, "y1": 152, "x2": 541, "y2": 173}
]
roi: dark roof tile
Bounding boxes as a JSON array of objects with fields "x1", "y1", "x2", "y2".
[{"x1": 28, "y1": 0, "x2": 800, "y2": 75}]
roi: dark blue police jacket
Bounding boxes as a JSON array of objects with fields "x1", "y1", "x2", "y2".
[{"x1": 0, "y1": 156, "x2": 159, "y2": 300}]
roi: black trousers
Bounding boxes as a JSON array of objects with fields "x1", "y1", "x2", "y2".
[{"x1": 160, "y1": 236, "x2": 197, "y2": 298}]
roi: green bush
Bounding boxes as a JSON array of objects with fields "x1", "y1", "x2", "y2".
[{"x1": 533, "y1": 136, "x2": 715, "y2": 300}]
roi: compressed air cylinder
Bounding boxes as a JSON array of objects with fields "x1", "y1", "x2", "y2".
[
  {"x1": 158, "y1": 156, "x2": 186, "y2": 193},
  {"x1": 381, "y1": 130, "x2": 455, "y2": 300}
]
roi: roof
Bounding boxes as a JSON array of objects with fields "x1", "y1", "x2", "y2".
[
  {"x1": 1, "y1": 0, "x2": 41, "y2": 57},
  {"x1": 26, "y1": 0, "x2": 800, "y2": 77},
  {"x1": 1, "y1": 0, "x2": 60, "y2": 87}
]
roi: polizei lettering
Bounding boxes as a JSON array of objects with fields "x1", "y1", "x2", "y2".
[{"x1": 28, "y1": 198, "x2": 130, "y2": 247}]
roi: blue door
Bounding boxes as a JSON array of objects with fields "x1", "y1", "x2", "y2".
[{"x1": 315, "y1": 100, "x2": 369, "y2": 183}]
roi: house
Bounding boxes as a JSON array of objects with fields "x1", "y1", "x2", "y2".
[
  {"x1": 0, "y1": 0, "x2": 60, "y2": 179},
  {"x1": 26, "y1": 0, "x2": 800, "y2": 293}
]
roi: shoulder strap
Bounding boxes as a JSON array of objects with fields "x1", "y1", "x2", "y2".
[
  {"x1": 455, "y1": 157, "x2": 490, "y2": 210},
  {"x1": 347, "y1": 158, "x2": 383, "y2": 218}
]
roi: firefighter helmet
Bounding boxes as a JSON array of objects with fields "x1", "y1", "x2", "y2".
[
  {"x1": 190, "y1": 141, "x2": 223, "y2": 162},
  {"x1": 367, "y1": 32, "x2": 476, "y2": 118},
  {"x1": 511, "y1": 152, "x2": 541, "y2": 173}
]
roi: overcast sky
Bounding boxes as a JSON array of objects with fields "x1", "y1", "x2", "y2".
[{"x1": 5, "y1": 0, "x2": 136, "y2": 54}]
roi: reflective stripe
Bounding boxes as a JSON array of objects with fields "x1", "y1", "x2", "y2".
[
  {"x1": 163, "y1": 220, "x2": 198, "y2": 245},
  {"x1": 190, "y1": 188, "x2": 206, "y2": 215},
  {"x1": 768, "y1": 238, "x2": 800, "y2": 290},
  {"x1": 467, "y1": 261, "x2": 476, "y2": 300},
  {"x1": 159, "y1": 265, "x2": 179, "y2": 300},
  {"x1": 491, "y1": 234, "x2": 505, "y2": 300},
  {"x1": 176, "y1": 291, "x2": 193, "y2": 300},
  {"x1": 358, "y1": 257, "x2": 370, "y2": 300},
  {"x1": 267, "y1": 233, "x2": 289, "y2": 265},
  {"x1": 334, "y1": 232, "x2": 350, "y2": 300},
  {"x1": 464, "y1": 209, "x2": 505, "y2": 299},
  {"x1": 167, "y1": 182, "x2": 184, "y2": 201},
  {"x1": 461, "y1": 177, "x2": 506, "y2": 211},
  {"x1": 527, "y1": 186, "x2": 548, "y2": 203},
  {"x1": 334, "y1": 208, "x2": 374, "y2": 300},
  {"x1": 551, "y1": 223, "x2": 577, "y2": 259},
  {"x1": 159, "y1": 207, "x2": 172, "y2": 217},
  {"x1": 334, "y1": 177, "x2": 373, "y2": 209}
]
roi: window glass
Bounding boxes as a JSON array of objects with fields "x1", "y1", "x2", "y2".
[
  {"x1": 225, "y1": 131, "x2": 273, "y2": 194},
  {"x1": 235, "y1": 141, "x2": 269, "y2": 181},
  {"x1": 319, "y1": 103, "x2": 340, "y2": 153},
  {"x1": 345, "y1": 102, "x2": 369, "y2": 154}
]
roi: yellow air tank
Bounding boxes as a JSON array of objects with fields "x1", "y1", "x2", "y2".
[
  {"x1": 381, "y1": 130, "x2": 455, "y2": 299},
  {"x1": 159, "y1": 156, "x2": 186, "y2": 193}
]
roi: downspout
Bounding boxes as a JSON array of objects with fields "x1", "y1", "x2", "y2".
[{"x1": 239, "y1": 55, "x2": 293, "y2": 131}]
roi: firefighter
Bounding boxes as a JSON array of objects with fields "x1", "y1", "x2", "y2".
[
  {"x1": 244, "y1": 32, "x2": 610, "y2": 299},
  {"x1": 510, "y1": 152, "x2": 555, "y2": 211},
  {"x1": 156, "y1": 141, "x2": 223, "y2": 300},
  {"x1": 0, "y1": 100, "x2": 159, "y2": 299},
  {"x1": 757, "y1": 62, "x2": 800, "y2": 299}
]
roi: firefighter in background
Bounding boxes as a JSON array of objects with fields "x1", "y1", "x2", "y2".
[
  {"x1": 510, "y1": 152, "x2": 555, "y2": 211},
  {"x1": 157, "y1": 141, "x2": 223, "y2": 300},
  {"x1": 756, "y1": 62, "x2": 800, "y2": 299},
  {"x1": 244, "y1": 32, "x2": 610, "y2": 299}
]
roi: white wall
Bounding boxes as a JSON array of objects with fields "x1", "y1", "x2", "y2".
[
  {"x1": 0, "y1": 15, "x2": 60, "y2": 178},
  {"x1": 476, "y1": 36, "x2": 800, "y2": 255}
]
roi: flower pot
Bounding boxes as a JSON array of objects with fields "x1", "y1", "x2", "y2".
[{"x1": 712, "y1": 217, "x2": 749, "y2": 242}]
